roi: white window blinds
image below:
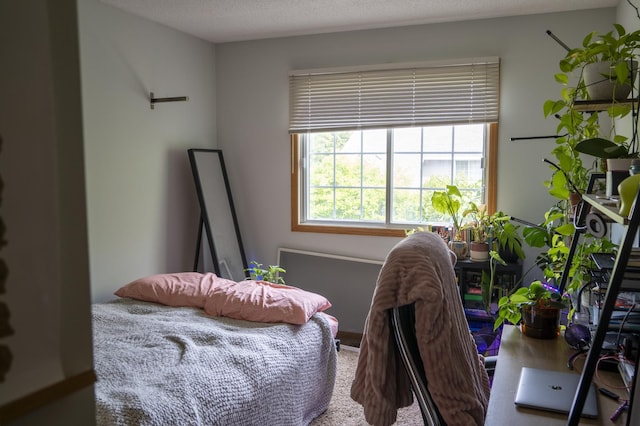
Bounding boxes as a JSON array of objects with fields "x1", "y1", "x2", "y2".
[{"x1": 289, "y1": 57, "x2": 500, "y2": 133}]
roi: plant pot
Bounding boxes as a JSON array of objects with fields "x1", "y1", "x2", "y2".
[
  {"x1": 498, "y1": 245, "x2": 520, "y2": 264},
  {"x1": 448, "y1": 240, "x2": 468, "y2": 259},
  {"x1": 606, "y1": 158, "x2": 634, "y2": 171},
  {"x1": 469, "y1": 241, "x2": 489, "y2": 262},
  {"x1": 605, "y1": 159, "x2": 632, "y2": 197},
  {"x1": 583, "y1": 60, "x2": 638, "y2": 101},
  {"x1": 569, "y1": 191, "x2": 582, "y2": 220},
  {"x1": 521, "y1": 305, "x2": 560, "y2": 339}
]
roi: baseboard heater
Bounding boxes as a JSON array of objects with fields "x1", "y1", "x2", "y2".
[{"x1": 277, "y1": 248, "x2": 383, "y2": 334}]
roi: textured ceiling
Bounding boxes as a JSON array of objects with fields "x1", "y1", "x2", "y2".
[{"x1": 101, "y1": 0, "x2": 618, "y2": 43}]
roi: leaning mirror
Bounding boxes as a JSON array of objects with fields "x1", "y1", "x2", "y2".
[{"x1": 188, "y1": 149, "x2": 247, "y2": 281}]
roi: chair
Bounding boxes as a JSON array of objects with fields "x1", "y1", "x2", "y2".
[
  {"x1": 351, "y1": 232, "x2": 492, "y2": 425},
  {"x1": 390, "y1": 303, "x2": 497, "y2": 426}
]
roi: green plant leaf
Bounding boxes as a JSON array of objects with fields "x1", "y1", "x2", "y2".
[
  {"x1": 523, "y1": 227, "x2": 548, "y2": 248},
  {"x1": 574, "y1": 138, "x2": 628, "y2": 159},
  {"x1": 608, "y1": 103, "x2": 632, "y2": 118},
  {"x1": 555, "y1": 223, "x2": 575, "y2": 236},
  {"x1": 614, "y1": 61, "x2": 630, "y2": 85},
  {"x1": 554, "y1": 73, "x2": 569, "y2": 85},
  {"x1": 543, "y1": 99, "x2": 565, "y2": 118},
  {"x1": 547, "y1": 172, "x2": 570, "y2": 200}
]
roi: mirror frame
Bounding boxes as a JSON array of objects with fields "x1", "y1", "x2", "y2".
[{"x1": 188, "y1": 149, "x2": 247, "y2": 280}]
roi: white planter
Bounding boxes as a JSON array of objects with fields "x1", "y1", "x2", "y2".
[
  {"x1": 583, "y1": 61, "x2": 638, "y2": 101},
  {"x1": 606, "y1": 158, "x2": 633, "y2": 171},
  {"x1": 605, "y1": 159, "x2": 632, "y2": 196}
]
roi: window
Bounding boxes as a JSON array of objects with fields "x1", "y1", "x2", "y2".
[{"x1": 289, "y1": 58, "x2": 500, "y2": 236}]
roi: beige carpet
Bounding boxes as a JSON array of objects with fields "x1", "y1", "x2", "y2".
[{"x1": 311, "y1": 347, "x2": 422, "y2": 425}]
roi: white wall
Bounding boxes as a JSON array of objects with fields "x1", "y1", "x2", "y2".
[
  {"x1": 77, "y1": 0, "x2": 218, "y2": 302},
  {"x1": 618, "y1": 1, "x2": 640, "y2": 34},
  {"x1": 215, "y1": 9, "x2": 617, "y2": 277},
  {"x1": 77, "y1": 2, "x2": 620, "y2": 301}
]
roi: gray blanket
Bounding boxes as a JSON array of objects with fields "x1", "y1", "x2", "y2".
[{"x1": 93, "y1": 298, "x2": 337, "y2": 425}]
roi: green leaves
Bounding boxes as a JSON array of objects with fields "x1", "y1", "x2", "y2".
[
  {"x1": 431, "y1": 185, "x2": 464, "y2": 230},
  {"x1": 547, "y1": 171, "x2": 570, "y2": 200},
  {"x1": 494, "y1": 300, "x2": 521, "y2": 331},
  {"x1": 245, "y1": 261, "x2": 286, "y2": 284},
  {"x1": 554, "y1": 73, "x2": 569, "y2": 85},
  {"x1": 493, "y1": 280, "x2": 569, "y2": 330},
  {"x1": 543, "y1": 24, "x2": 640, "y2": 202},
  {"x1": 495, "y1": 221, "x2": 525, "y2": 259},
  {"x1": 543, "y1": 99, "x2": 565, "y2": 118},
  {"x1": 608, "y1": 102, "x2": 632, "y2": 119},
  {"x1": 614, "y1": 61, "x2": 632, "y2": 85},
  {"x1": 574, "y1": 137, "x2": 630, "y2": 159}
]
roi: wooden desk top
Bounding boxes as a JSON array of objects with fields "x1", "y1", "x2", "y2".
[{"x1": 485, "y1": 325, "x2": 629, "y2": 425}]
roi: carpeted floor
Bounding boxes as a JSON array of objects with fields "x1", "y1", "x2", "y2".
[{"x1": 310, "y1": 346, "x2": 423, "y2": 425}]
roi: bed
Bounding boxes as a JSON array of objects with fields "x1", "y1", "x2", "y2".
[{"x1": 92, "y1": 272, "x2": 338, "y2": 426}]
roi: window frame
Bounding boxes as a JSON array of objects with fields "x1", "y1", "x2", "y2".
[{"x1": 290, "y1": 122, "x2": 498, "y2": 237}]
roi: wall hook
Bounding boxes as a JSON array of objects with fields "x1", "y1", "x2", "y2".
[{"x1": 150, "y1": 92, "x2": 189, "y2": 109}]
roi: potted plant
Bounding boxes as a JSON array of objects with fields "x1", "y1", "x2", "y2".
[
  {"x1": 559, "y1": 24, "x2": 640, "y2": 102},
  {"x1": 489, "y1": 210, "x2": 525, "y2": 263},
  {"x1": 463, "y1": 202, "x2": 491, "y2": 261},
  {"x1": 244, "y1": 261, "x2": 286, "y2": 284},
  {"x1": 493, "y1": 280, "x2": 569, "y2": 339},
  {"x1": 431, "y1": 185, "x2": 468, "y2": 258},
  {"x1": 521, "y1": 202, "x2": 617, "y2": 321},
  {"x1": 545, "y1": 24, "x2": 640, "y2": 194}
]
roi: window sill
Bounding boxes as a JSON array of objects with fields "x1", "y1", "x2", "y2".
[{"x1": 292, "y1": 223, "x2": 407, "y2": 237}]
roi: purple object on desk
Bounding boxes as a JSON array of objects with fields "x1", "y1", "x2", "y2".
[{"x1": 565, "y1": 324, "x2": 591, "y2": 349}]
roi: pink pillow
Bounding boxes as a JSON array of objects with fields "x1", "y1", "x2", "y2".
[
  {"x1": 203, "y1": 278, "x2": 332, "y2": 325},
  {"x1": 115, "y1": 272, "x2": 215, "y2": 308},
  {"x1": 318, "y1": 312, "x2": 339, "y2": 338}
]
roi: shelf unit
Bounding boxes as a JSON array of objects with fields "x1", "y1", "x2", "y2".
[
  {"x1": 455, "y1": 258, "x2": 522, "y2": 321},
  {"x1": 565, "y1": 179, "x2": 640, "y2": 425}
]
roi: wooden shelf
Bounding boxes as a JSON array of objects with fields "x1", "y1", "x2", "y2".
[
  {"x1": 581, "y1": 194, "x2": 628, "y2": 224},
  {"x1": 573, "y1": 99, "x2": 636, "y2": 112}
]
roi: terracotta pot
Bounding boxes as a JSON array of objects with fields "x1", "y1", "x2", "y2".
[
  {"x1": 521, "y1": 305, "x2": 560, "y2": 339},
  {"x1": 469, "y1": 241, "x2": 489, "y2": 262},
  {"x1": 569, "y1": 191, "x2": 582, "y2": 220}
]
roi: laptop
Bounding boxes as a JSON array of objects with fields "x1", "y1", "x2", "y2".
[{"x1": 514, "y1": 367, "x2": 599, "y2": 418}]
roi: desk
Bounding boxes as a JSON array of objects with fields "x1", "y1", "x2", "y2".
[{"x1": 486, "y1": 325, "x2": 629, "y2": 425}]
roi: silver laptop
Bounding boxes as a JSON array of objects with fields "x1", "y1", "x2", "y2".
[{"x1": 514, "y1": 367, "x2": 599, "y2": 418}]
